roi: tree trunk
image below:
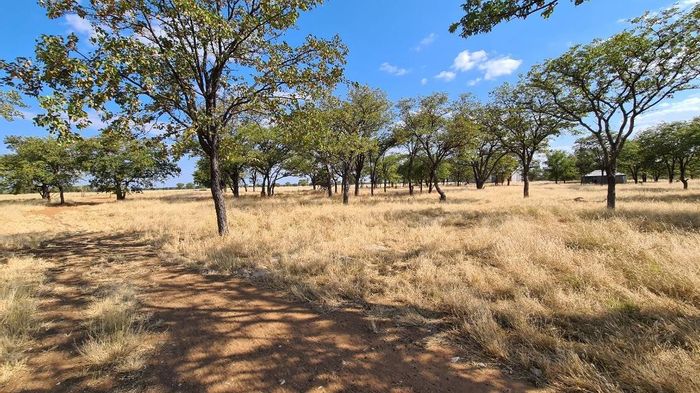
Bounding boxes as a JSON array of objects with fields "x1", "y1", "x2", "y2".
[
  {"x1": 680, "y1": 161, "x2": 689, "y2": 189},
  {"x1": 606, "y1": 171, "x2": 616, "y2": 210},
  {"x1": 384, "y1": 179, "x2": 387, "y2": 193},
  {"x1": 115, "y1": 183, "x2": 126, "y2": 201},
  {"x1": 433, "y1": 171, "x2": 446, "y2": 202},
  {"x1": 58, "y1": 185, "x2": 65, "y2": 205},
  {"x1": 522, "y1": 168, "x2": 530, "y2": 198},
  {"x1": 475, "y1": 180, "x2": 485, "y2": 190},
  {"x1": 354, "y1": 156, "x2": 364, "y2": 197},
  {"x1": 342, "y1": 167, "x2": 350, "y2": 205},
  {"x1": 231, "y1": 171, "x2": 240, "y2": 198},
  {"x1": 209, "y1": 152, "x2": 229, "y2": 236}
]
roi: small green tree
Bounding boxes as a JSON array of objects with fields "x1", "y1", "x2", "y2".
[
  {"x1": 82, "y1": 133, "x2": 179, "y2": 200},
  {"x1": 1, "y1": 136, "x2": 82, "y2": 203},
  {"x1": 397, "y1": 93, "x2": 475, "y2": 201},
  {"x1": 545, "y1": 150, "x2": 577, "y2": 183},
  {"x1": 618, "y1": 139, "x2": 644, "y2": 184}
]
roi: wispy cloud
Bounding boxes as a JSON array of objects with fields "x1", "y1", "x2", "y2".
[
  {"x1": 467, "y1": 78, "x2": 482, "y2": 86},
  {"x1": 379, "y1": 62, "x2": 409, "y2": 76},
  {"x1": 414, "y1": 33, "x2": 437, "y2": 51},
  {"x1": 636, "y1": 94, "x2": 700, "y2": 129},
  {"x1": 435, "y1": 71, "x2": 456, "y2": 82},
  {"x1": 420, "y1": 78, "x2": 428, "y2": 86}
]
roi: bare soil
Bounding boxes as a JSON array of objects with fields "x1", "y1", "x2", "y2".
[{"x1": 7, "y1": 231, "x2": 536, "y2": 393}]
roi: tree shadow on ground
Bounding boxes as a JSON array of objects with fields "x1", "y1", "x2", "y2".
[{"x1": 9, "y1": 231, "x2": 531, "y2": 393}]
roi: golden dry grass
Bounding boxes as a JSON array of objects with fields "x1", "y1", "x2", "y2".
[
  {"x1": 1, "y1": 181, "x2": 699, "y2": 391},
  {"x1": 79, "y1": 286, "x2": 152, "y2": 373},
  {"x1": 0, "y1": 256, "x2": 47, "y2": 387}
]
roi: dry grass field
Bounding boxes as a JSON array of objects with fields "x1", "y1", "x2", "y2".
[{"x1": 1, "y1": 181, "x2": 699, "y2": 392}]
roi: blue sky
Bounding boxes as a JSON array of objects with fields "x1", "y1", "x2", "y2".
[{"x1": 2, "y1": 0, "x2": 700, "y2": 186}]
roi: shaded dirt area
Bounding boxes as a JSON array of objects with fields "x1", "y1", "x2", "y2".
[{"x1": 7, "y1": 232, "x2": 536, "y2": 393}]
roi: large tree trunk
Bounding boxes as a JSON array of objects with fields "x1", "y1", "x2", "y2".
[
  {"x1": 606, "y1": 171, "x2": 616, "y2": 210},
  {"x1": 342, "y1": 166, "x2": 350, "y2": 205},
  {"x1": 666, "y1": 159, "x2": 675, "y2": 183},
  {"x1": 680, "y1": 161, "x2": 689, "y2": 189},
  {"x1": 231, "y1": 170, "x2": 240, "y2": 198},
  {"x1": 433, "y1": 171, "x2": 446, "y2": 202},
  {"x1": 40, "y1": 184, "x2": 51, "y2": 201},
  {"x1": 115, "y1": 183, "x2": 126, "y2": 201},
  {"x1": 209, "y1": 152, "x2": 229, "y2": 236},
  {"x1": 522, "y1": 166, "x2": 530, "y2": 198}
]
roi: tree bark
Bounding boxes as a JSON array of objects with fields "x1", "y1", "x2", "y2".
[
  {"x1": 606, "y1": 172, "x2": 616, "y2": 210},
  {"x1": 432, "y1": 171, "x2": 446, "y2": 202},
  {"x1": 115, "y1": 183, "x2": 126, "y2": 201},
  {"x1": 231, "y1": 170, "x2": 240, "y2": 198},
  {"x1": 58, "y1": 185, "x2": 65, "y2": 205},
  {"x1": 342, "y1": 166, "x2": 350, "y2": 205},
  {"x1": 522, "y1": 168, "x2": 530, "y2": 198},
  {"x1": 209, "y1": 152, "x2": 229, "y2": 236}
]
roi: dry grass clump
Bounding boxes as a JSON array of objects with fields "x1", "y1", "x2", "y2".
[
  {"x1": 79, "y1": 286, "x2": 152, "y2": 373},
  {"x1": 0, "y1": 256, "x2": 47, "y2": 386},
  {"x1": 1, "y1": 183, "x2": 699, "y2": 391}
]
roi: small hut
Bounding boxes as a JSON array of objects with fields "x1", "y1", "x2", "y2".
[{"x1": 581, "y1": 170, "x2": 627, "y2": 184}]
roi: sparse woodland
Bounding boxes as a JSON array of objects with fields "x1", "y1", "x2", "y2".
[{"x1": 1, "y1": 1, "x2": 700, "y2": 392}]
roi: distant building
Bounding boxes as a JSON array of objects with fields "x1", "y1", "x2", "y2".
[{"x1": 581, "y1": 170, "x2": 627, "y2": 184}]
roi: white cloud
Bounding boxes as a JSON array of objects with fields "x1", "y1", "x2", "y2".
[
  {"x1": 478, "y1": 57, "x2": 522, "y2": 80},
  {"x1": 636, "y1": 94, "x2": 700, "y2": 129},
  {"x1": 467, "y1": 78, "x2": 482, "y2": 86},
  {"x1": 435, "y1": 71, "x2": 456, "y2": 82},
  {"x1": 65, "y1": 14, "x2": 94, "y2": 36},
  {"x1": 452, "y1": 50, "x2": 488, "y2": 71},
  {"x1": 414, "y1": 33, "x2": 437, "y2": 51},
  {"x1": 379, "y1": 62, "x2": 409, "y2": 76},
  {"x1": 420, "y1": 78, "x2": 428, "y2": 86}
]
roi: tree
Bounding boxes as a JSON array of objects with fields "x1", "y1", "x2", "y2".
[
  {"x1": 618, "y1": 138, "x2": 643, "y2": 184},
  {"x1": 491, "y1": 83, "x2": 568, "y2": 197},
  {"x1": 244, "y1": 123, "x2": 293, "y2": 197},
  {"x1": 342, "y1": 85, "x2": 391, "y2": 197},
  {"x1": 450, "y1": 0, "x2": 588, "y2": 37},
  {"x1": 459, "y1": 105, "x2": 507, "y2": 189},
  {"x1": 397, "y1": 93, "x2": 474, "y2": 201},
  {"x1": 0, "y1": 90, "x2": 25, "y2": 121},
  {"x1": 378, "y1": 153, "x2": 402, "y2": 192},
  {"x1": 82, "y1": 132, "x2": 179, "y2": 200},
  {"x1": 545, "y1": 150, "x2": 576, "y2": 183},
  {"x1": 1, "y1": 136, "x2": 82, "y2": 204},
  {"x1": 675, "y1": 119, "x2": 700, "y2": 189},
  {"x1": 528, "y1": 5, "x2": 700, "y2": 208},
  {"x1": 5, "y1": 0, "x2": 346, "y2": 236},
  {"x1": 573, "y1": 136, "x2": 604, "y2": 179}
]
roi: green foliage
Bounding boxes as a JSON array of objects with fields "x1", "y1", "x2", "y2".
[
  {"x1": 450, "y1": 0, "x2": 588, "y2": 37},
  {"x1": 0, "y1": 136, "x2": 82, "y2": 201},
  {"x1": 528, "y1": 5, "x2": 700, "y2": 206},
  {"x1": 545, "y1": 150, "x2": 577, "y2": 183},
  {"x1": 81, "y1": 133, "x2": 179, "y2": 200},
  {"x1": 0, "y1": 90, "x2": 26, "y2": 121}
]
